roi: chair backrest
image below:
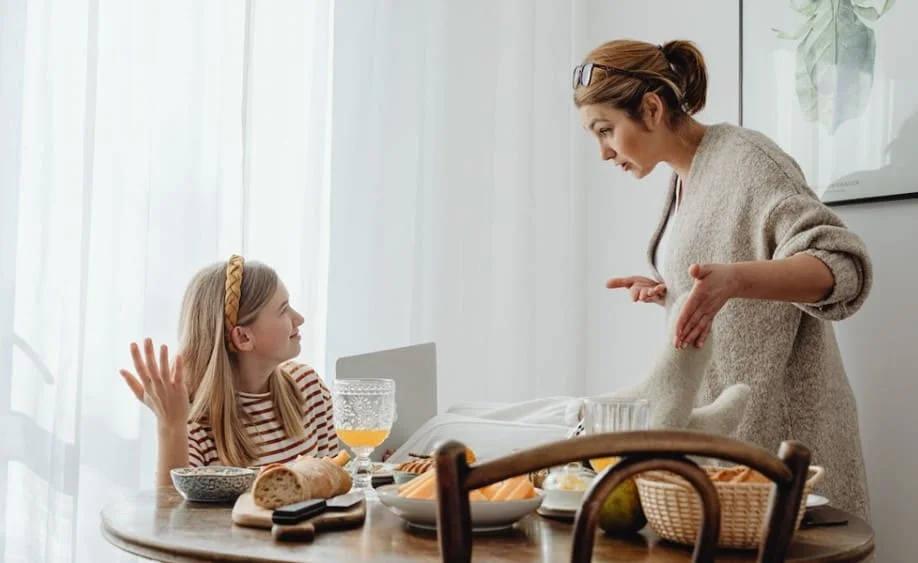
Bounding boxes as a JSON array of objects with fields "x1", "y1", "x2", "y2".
[{"x1": 433, "y1": 430, "x2": 811, "y2": 563}]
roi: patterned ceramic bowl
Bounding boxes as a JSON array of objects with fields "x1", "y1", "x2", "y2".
[{"x1": 170, "y1": 466, "x2": 256, "y2": 503}]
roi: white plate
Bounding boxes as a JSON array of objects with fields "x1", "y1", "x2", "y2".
[
  {"x1": 376, "y1": 483, "x2": 543, "y2": 532},
  {"x1": 372, "y1": 462, "x2": 395, "y2": 477},
  {"x1": 343, "y1": 461, "x2": 395, "y2": 484},
  {"x1": 537, "y1": 505, "x2": 577, "y2": 521},
  {"x1": 806, "y1": 494, "x2": 829, "y2": 508}
]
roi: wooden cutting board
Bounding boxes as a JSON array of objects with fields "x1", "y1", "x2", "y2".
[{"x1": 231, "y1": 493, "x2": 366, "y2": 542}]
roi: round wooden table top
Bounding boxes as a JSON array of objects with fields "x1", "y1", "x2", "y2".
[{"x1": 100, "y1": 488, "x2": 874, "y2": 563}]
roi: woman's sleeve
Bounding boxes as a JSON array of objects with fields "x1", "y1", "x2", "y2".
[{"x1": 762, "y1": 193, "x2": 873, "y2": 321}]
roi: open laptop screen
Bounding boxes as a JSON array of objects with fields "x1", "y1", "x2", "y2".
[{"x1": 334, "y1": 342, "x2": 438, "y2": 461}]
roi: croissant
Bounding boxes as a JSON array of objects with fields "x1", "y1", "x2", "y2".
[
  {"x1": 395, "y1": 458, "x2": 434, "y2": 474},
  {"x1": 251, "y1": 456, "x2": 353, "y2": 509}
]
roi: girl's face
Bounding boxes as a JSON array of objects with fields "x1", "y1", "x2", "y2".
[
  {"x1": 235, "y1": 282, "x2": 304, "y2": 363},
  {"x1": 578, "y1": 96, "x2": 667, "y2": 180}
]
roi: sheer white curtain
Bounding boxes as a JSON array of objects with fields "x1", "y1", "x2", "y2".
[
  {"x1": 326, "y1": 0, "x2": 587, "y2": 407},
  {"x1": 0, "y1": 0, "x2": 333, "y2": 560}
]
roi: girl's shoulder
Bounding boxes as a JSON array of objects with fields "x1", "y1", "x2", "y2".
[
  {"x1": 281, "y1": 360, "x2": 318, "y2": 379},
  {"x1": 280, "y1": 360, "x2": 329, "y2": 395}
]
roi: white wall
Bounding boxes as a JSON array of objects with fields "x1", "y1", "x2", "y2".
[
  {"x1": 577, "y1": 1, "x2": 914, "y2": 560},
  {"x1": 831, "y1": 200, "x2": 918, "y2": 560}
]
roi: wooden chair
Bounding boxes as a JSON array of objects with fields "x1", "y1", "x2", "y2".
[{"x1": 433, "y1": 430, "x2": 811, "y2": 563}]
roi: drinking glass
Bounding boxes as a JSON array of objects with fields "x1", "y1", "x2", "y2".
[
  {"x1": 332, "y1": 378, "x2": 396, "y2": 499},
  {"x1": 582, "y1": 398, "x2": 650, "y2": 473}
]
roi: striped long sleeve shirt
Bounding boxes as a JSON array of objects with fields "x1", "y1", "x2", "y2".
[{"x1": 186, "y1": 362, "x2": 339, "y2": 467}]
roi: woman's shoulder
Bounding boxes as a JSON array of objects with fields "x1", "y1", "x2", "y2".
[{"x1": 701, "y1": 123, "x2": 814, "y2": 201}]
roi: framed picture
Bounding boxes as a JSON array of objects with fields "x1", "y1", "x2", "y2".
[{"x1": 740, "y1": 0, "x2": 918, "y2": 206}]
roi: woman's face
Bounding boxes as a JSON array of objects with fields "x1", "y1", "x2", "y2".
[{"x1": 578, "y1": 98, "x2": 666, "y2": 180}]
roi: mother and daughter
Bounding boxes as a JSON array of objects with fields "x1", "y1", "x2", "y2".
[{"x1": 121, "y1": 36, "x2": 872, "y2": 521}]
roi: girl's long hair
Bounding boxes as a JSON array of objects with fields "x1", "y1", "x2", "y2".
[{"x1": 178, "y1": 260, "x2": 305, "y2": 467}]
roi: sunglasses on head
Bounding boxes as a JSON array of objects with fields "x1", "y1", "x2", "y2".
[{"x1": 572, "y1": 62, "x2": 645, "y2": 89}]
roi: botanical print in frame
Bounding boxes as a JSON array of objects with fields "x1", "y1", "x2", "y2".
[{"x1": 741, "y1": 0, "x2": 918, "y2": 205}]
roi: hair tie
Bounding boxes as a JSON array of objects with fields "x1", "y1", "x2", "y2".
[
  {"x1": 658, "y1": 44, "x2": 680, "y2": 83},
  {"x1": 224, "y1": 254, "x2": 245, "y2": 352}
]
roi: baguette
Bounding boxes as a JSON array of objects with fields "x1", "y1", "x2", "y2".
[{"x1": 251, "y1": 456, "x2": 353, "y2": 509}]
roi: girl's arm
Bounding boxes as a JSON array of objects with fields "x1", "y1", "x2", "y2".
[
  {"x1": 156, "y1": 425, "x2": 190, "y2": 487},
  {"x1": 119, "y1": 339, "x2": 191, "y2": 487}
]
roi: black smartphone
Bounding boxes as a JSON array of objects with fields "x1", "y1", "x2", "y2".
[
  {"x1": 272, "y1": 499, "x2": 327, "y2": 525},
  {"x1": 801, "y1": 506, "x2": 848, "y2": 528}
]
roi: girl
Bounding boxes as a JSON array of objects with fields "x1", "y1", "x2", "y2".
[
  {"x1": 119, "y1": 255, "x2": 338, "y2": 486},
  {"x1": 572, "y1": 39, "x2": 872, "y2": 518}
]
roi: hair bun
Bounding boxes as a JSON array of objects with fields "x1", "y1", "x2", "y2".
[{"x1": 659, "y1": 40, "x2": 707, "y2": 115}]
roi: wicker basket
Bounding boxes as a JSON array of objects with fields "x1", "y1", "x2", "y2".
[{"x1": 635, "y1": 465, "x2": 825, "y2": 550}]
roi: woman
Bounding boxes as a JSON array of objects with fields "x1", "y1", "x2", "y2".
[
  {"x1": 118, "y1": 255, "x2": 338, "y2": 485},
  {"x1": 573, "y1": 39, "x2": 872, "y2": 518}
]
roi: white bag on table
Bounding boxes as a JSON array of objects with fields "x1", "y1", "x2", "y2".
[{"x1": 386, "y1": 397, "x2": 583, "y2": 464}]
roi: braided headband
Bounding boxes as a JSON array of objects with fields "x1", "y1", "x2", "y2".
[{"x1": 224, "y1": 254, "x2": 245, "y2": 352}]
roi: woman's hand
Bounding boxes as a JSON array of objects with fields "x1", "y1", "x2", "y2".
[
  {"x1": 675, "y1": 263, "x2": 739, "y2": 349},
  {"x1": 119, "y1": 338, "x2": 188, "y2": 432},
  {"x1": 606, "y1": 276, "x2": 667, "y2": 305}
]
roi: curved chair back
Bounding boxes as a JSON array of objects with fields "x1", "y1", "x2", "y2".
[{"x1": 433, "y1": 430, "x2": 811, "y2": 563}]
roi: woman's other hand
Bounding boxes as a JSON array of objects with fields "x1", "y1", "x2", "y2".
[{"x1": 606, "y1": 275, "x2": 667, "y2": 305}]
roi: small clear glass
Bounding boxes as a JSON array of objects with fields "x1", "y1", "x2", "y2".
[
  {"x1": 332, "y1": 378, "x2": 396, "y2": 500},
  {"x1": 582, "y1": 398, "x2": 650, "y2": 473}
]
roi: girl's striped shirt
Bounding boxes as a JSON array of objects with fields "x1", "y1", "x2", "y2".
[{"x1": 186, "y1": 362, "x2": 339, "y2": 467}]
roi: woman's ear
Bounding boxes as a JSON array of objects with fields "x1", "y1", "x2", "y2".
[
  {"x1": 641, "y1": 92, "x2": 665, "y2": 131},
  {"x1": 231, "y1": 326, "x2": 255, "y2": 352}
]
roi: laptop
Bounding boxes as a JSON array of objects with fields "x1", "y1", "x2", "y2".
[{"x1": 334, "y1": 342, "x2": 438, "y2": 461}]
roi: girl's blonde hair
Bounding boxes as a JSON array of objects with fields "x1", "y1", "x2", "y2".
[
  {"x1": 178, "y1": 257, "x2": 305, "y2": 467},
  {"x1": 573, "y1": 39, "x2": 707, "y2": 129}
]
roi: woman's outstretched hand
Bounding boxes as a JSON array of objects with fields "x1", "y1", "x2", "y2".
[
  {"x1": 606, "y1": 275, "x2": 667, "y2": 305},
  {"x1": 675, "y1": 263, "x2": 738, "y2": 349},
  {"x1": 119, "y1": 338, "x2": 188, "y2": 431}
]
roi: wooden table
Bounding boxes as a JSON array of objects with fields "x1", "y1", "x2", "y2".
[{"x1": 101, "y1": 488, "x2": 874, "y2": 562}]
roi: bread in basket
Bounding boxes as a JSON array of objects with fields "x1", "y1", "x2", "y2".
[{"x1": 635, "y1": 464, "x2": 825, "y2": 550}]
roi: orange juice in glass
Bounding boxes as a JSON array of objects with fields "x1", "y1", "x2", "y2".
[
  {"x1": 332, "y1": 378, "x2": 396, "y2": 499},
  {"x1": 582, "y1": 398, "x2": 650, "y2": 473},
  {"x1": 336, "y1": 428, "x2": 391, "y2": 449},
  {"x1": 589, "y1": 456, "x2": 619, "y2": 473}
]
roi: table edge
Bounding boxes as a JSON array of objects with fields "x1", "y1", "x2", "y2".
[
  {"x1": 100, "y1": 522, "x2": 203, "y2": 563},
  {"x1": 100, "y1": 514, "x2": 282, "y2": 563},
  {"x1": 100, "y1": 491, "x2": 877, "y2": 563},
  {"x1": 798, "y1": 537, "x2": 875, "y2": 563}
]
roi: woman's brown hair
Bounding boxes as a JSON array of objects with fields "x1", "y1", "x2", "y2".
[{"x1": 573, "y1": 39, "x2": 708, "y2": 128}]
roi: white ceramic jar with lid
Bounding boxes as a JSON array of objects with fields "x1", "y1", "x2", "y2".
[{"x1": 540, "y1": 462, "x2": 596, "y2": 511}]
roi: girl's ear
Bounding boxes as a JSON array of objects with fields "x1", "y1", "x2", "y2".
[{"x1": 231, "y1": 326, "x2": 255, "y2": 352}]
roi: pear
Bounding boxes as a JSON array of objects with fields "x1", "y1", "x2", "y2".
[{"x1": 597, "y1": 478, "x2": 646, "y2": 535}]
